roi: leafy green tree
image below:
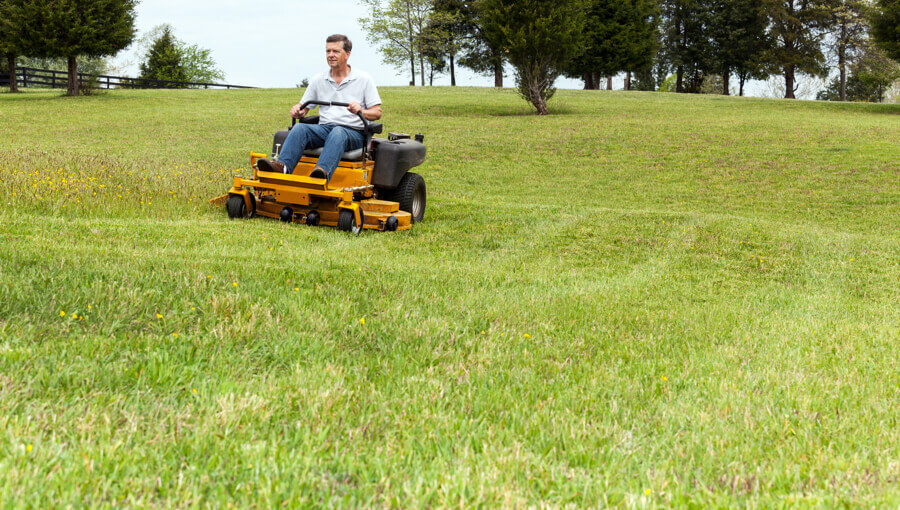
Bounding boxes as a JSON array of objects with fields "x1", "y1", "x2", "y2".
[
  {"x1": 823, "y1": 0, "x2": 870, "y2": 100},
  {"x1": 455, "y1": 0, "x2": 506, "y2": 87},
  {"x1": 870, "y1": 0, "x2": 900, "y2": 61},
  {"x1": 708, "y1": 0, "x2": 771, "y2": 95},
  {"x1": 137, "y1": 25, "x2": 224, "y2": 86},
  {"x1": 9, "y1": 0, "x2": 135, "y2": 95},
  {"x1": 421, "y1": 0, "x2": 472, "y2": 86},
  {"x1": 762, "y1": 0, "x2": 836, "y2": 99},
  {"x1": 817, "y1": 44, "x2": 900, "y2": 100},
  {"x1": 479, "y1": 0, "x2": 586, "y2": 114},
  {"x1": 359, "y1": 0, "x2": 433, "y2": 86},
  {"x1": 139, "y1": 26, "x2": 187, "y2": 86}
]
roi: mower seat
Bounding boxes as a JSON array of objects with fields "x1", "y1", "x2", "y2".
[{"x1": 303, "y1": 147, "x2": 365, "y2": 161}]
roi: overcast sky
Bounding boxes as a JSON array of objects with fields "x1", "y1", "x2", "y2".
[{"x1": 115, "y1": 0, "x2": 786, "y2": 95}]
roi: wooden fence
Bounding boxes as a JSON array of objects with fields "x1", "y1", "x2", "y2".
[{"x1": 0, "y1": 67, "x2": 254, "y2": 90}]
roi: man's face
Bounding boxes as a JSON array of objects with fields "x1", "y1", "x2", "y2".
[{"x1": 326, "y1": 42, "x2": 349, "y2": 69}]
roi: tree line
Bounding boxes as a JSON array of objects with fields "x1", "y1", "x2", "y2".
[
  {"x1": 359, "y1": 0, "x2": 900, "y2": 113},
  {"x1": 0, "y1": 0, "x2": 223, "y2": 95}
]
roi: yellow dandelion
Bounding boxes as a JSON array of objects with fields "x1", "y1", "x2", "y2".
[
  {"x1": 523, "y1": 333, "x2": 531, "y2": 339},
  {"x1": 191, "y1": 307, "x2": 196, "y2": 310},
  {"x1": 360, "y1": 317, "x2": 366, "y2": 325},
  {"x1": 156, "y1": 313, "x2": 163, "y2": 319},
  {"x1": 192, "y1": 388, "x2": 197, "y2": 394},
  {"x1": 481, "y1": 330, "x2": 485, "y2": 334},
  {"x1": 660, "y1": 375, "x2": 668, "y2": 381},
  {"x1": 172, "y1": 333, "x2": 179, "y2": 338},
  {"x1": 26, "y1": 444, "x2": 33, "y2": 453},
  {"x1": 644, "y1": 489, "x2": 650, "y2": 496},
  {"x1": 293, "y1": 287, "x2": 299, "y2": 291},
  {"x1": 232, "y1": 282, "x2": 238, "y2": 287},
  {"x1": 60, "y1": 310, "x2": 66, "y2": 317},
  {"x1": 72, "y1": 313, "x2": 78, "y2": 319}
]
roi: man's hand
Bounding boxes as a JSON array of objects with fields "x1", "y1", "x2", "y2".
[
  {"x1": 290, "y1": 104, "x2": 308, "y2": 119},
  {"x1": 347, "y1": 102, "x2": 363, "y2": 115}
]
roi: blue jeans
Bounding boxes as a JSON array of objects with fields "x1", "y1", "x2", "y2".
[{"x1": 278, "y1": 123, "x2": 365, "y2": 180}]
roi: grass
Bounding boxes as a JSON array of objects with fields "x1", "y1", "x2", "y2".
[{"x1": 0, "y1": 86, "x2": 898, "y2": 507}]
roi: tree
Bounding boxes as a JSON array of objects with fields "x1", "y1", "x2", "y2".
[
  {"x1": 818, "y1": 43, "x2": 900, "y2": 100},
  {"x1": 565, "y1": 0, "x2": 659, "y2": 91},
  {"x1": 708, "y1": 0, "x2": 771, "y2": 95},
  {"x1": 422, "y1": 0, "x2": 471, "y2": 86},
  {"x1": 137, "y1": 25, "x2": 224, "y2": 86},
  {"x1": 823, "y1": 0, "x2": 869, "y2": 100},
  {"x1": 12, "y1": 0, "x2": 135, "y2": 95},
  {"x1": 479, "y1": 0, "x2": 586, "y2": 114},
  {"x1": 0, "y1": 0, "x2": 30, "y2": 92},
  {"x1": 660, "y1": 0, "x2": 716, "y2": 93},
  {"x1": 426, "y1": 0, "x2": 510, "y2": 87},
  {"x1": 139, "y1": 26, "x2": 187, "y2": 85},
  {"x1": 359, "y1": 0, "x2": 433, "y2": 86},
  {"x1": 870, "y1": 0, "x2": 900, "y2": 61},
  {"x1": 762, "y1": 0, "x2": 836, "y2": 99}
]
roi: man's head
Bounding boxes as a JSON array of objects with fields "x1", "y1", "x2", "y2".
[{"x1": 325, "y1": 34, "x2": 352, "y2": 70}]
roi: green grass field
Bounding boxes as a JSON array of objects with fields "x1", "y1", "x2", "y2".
[{"x1": 0, "y1": 86, "x2": 898, "y2": 507}]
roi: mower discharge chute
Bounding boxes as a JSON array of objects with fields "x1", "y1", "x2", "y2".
[{"x1": 214, "y1": 101, "x2": 427, "y2": 234}]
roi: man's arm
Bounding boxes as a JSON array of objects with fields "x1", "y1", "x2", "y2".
[
  {"x1": 347, "y1": 102, "x2": 382, "y2": 121},
  {"x1": 290, "y1": 103, "x2": 309, "y2": 119}
]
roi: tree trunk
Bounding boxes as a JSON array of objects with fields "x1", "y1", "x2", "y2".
[
  {"x1": 493, "y1": 61, "x2": 502, "y2": 87},
  {"x1": 67, "y1": 56, "x2": 79, "y2": 96},
  {"x1": 784, "y1": 66, "x2": 795, "y2": 99},
  {"x1": 676, "y1": 67, "x2": 684, "y2": 93},
  {"x1": 6, "y1": 55, "x2": 18, "y2": 93},
  {"x1": 624, "y1": 71, "x2": 631, "y2": 91},
  {"x1": 583, "y1": 73, "x2": 594, "y2": 90},
  {"x1": 591, "y1": 72, "x2": 600, "y2": 90},
  {"x1": 606, "y1": 76, "x2": 612, "y2": 90},
  {"x1": 450, "y1": 54, "x2": 456, "y2": 86},
  {"x1": 722, "y1": 67, "x2": 730, "y2": 95},
  {"x1": 409, "y1": 53, "x2": 415, "y2": 86},
  {"x1": 839, "y1": 22, "x2": 847, "y2": 101},
  {"x1": 739, "y1": 75, "x2": 745, "y2": 97},
  {"x1": 419, "y1": 56, "x2": 425, "y2": 86}
]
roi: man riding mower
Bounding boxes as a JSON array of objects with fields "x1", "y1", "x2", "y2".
[
  {"x1": 219, "y1": 100, "x2": 427, "y2": 233},
  {"x1": 215, "y1": 34, "x2": 427, "y2": 233}
]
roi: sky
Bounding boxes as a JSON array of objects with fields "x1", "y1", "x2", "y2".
[{"x1": 115, "y1": 0, "x2": 784, "y2": 96}]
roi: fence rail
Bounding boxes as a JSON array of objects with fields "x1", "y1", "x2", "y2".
[{"x1": 0, "y1": 67, "x2": 254, "y2": 90}]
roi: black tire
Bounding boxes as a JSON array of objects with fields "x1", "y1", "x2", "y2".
[
  {"x1": 226, "y1": 195, "x2": 246, "y2": 219},
  {"x1": 338, "y1": 209, "x2": 356, "y2": 232},
  {"x1": 391, "y1": 172, "x2": 426, "y2": 223}
]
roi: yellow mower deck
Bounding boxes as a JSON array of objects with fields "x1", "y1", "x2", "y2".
[{"x1": 213, "y1": 152, "x2": 411, "y2": 231}]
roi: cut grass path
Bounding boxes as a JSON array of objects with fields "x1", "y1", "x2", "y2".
[{"x1": 0, "y1": 87, "x2": 898, "y2": 506}]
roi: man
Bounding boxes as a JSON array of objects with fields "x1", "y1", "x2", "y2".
[{"x1": 257, "y1": 34, "x2": 382, "y2": 180}]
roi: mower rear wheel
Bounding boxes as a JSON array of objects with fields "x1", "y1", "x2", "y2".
[
  {"x1": 392, "y1": 172, "x2": 426, "y2": 223},
  {"x1": 226, "y1": 195, "x2": 247, "y2": 219}
]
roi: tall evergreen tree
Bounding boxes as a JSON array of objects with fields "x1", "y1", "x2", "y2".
[
  {"x1": 708, "y1": 0, "x2": 771, "y2": 95},
  {"x1": 14, "y1": 0, "x2": 136, "y2": 95},
  {"x1": 762, "y1": 0, "x2": 835, "y2": 99},
  {"x1": 870, "y1": 0, "x2": 900, "y2": 61},
  {"x1": 454, "y1": 0, "x2": 505, "y2": 87},
  {"x1": 0, "y1": 0, "x2": 27, "y2": 92},
  {"x1": 565, "y1": 0, "x2": 659, "y2": 91},
  {"x1": 422, "y1": 0, "x2": 472, "y2": 86},
  {"x1": 479, "y1": 0, "x2": 587, "y2": 114},
  {"x1": 660, "y1": 0, "x2": 716, "y2": 93},
  {"x1": 139, "y1": 26, "x2": 188, "y2": 86}
]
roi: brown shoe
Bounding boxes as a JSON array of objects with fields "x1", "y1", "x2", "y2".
[
  {"x1": 257, "y1": 158, "x2": 287, "y2": 173},
  {"x1": 309, "y1": 167, "x2": 327, "y2": 179}
]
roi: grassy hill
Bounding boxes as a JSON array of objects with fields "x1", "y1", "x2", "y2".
[{"x1": 0, "y1": 87, "x2": 898, "y2": 507}]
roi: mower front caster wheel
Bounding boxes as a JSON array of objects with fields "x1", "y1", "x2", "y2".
[
  {"x1": 226, "y1": 195, "x2": 253, "y2": 219},
  {"x1": 338, "y1": 209, "x2": 364, "y2": 235}
]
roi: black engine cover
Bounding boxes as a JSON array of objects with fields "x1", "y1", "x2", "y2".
[{"x1": 372, "y1": 138, "x2": 426, "y2": 189}]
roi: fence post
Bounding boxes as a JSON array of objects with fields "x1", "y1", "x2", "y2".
[{"x1": 22, "y1": 68, "x2": 27, "y2": 88}]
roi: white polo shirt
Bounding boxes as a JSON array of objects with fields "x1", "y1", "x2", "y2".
[{"x1": 300, "y1": 68, "x2": 382, "y2": 130}]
